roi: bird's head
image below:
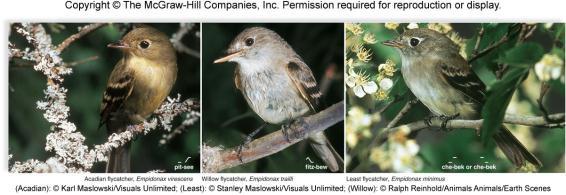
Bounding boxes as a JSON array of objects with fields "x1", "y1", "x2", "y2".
[
  {"x1": 214, "y1": 27, "x2": 293, "y2": 65},
  {"x1": 108, "y1": 24, "x2": 176, "y2": 63},
  {"x1": 383, "y1": 28, "x2": 459, "y2": 58}
]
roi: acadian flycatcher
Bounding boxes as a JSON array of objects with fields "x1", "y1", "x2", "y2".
[{"x1": 100, "y1": 24, "x2": 178, "y2": 173}]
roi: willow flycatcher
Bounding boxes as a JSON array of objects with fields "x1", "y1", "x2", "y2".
[{"x1": 214, "y1": 27, "x2": 343, "y2": 172}]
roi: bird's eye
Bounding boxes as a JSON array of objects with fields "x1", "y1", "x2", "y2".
[
  {"x1": 409, "y1": 38, "x2": 420, "y2": 47},
  {"x1": 245, "y1": 38, "x2": 254, "y2": 46},
  {"x1": 139, "y1": 40, "x2": 150, "y2": 49}
]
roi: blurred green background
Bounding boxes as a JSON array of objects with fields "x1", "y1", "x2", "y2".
[
  {"x1": 346, "y1": 23, "x2": 565, "y2": 173},
  {"x1": 9, "y1": 23, "x2": 200, "y2": 173},
  {"x1": 202, "y1": 23, "x2": 344, "y2": 173}
]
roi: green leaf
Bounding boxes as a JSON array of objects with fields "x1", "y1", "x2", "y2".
[
  {"x1": 480, "y1": 67, "x2": 529, "y2": 144},
  {"x1": 552, "y1": 23, "x2": 564, "y2": 41},
  {"x1": 498, "y1": 42, "x2": 544, "y2": 68}
]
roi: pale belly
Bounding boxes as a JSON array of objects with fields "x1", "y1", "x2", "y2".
[
  {"x1": 240, "y1": 70, "x2": 310, "y2": 124},
  {"x1": 401, "y1": 66, "x2": 478, "y2": 119}
]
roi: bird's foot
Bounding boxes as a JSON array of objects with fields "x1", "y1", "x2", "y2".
[
  {"x1": 236, "y1": 144, "x2": 246, "y2": 163},
  {"x1": 439, "y1": 113, "x2": 460, "y2": 131},
  {"x1": 282, "y1": 123, "x2": 291, "y2": 143},
  {"x1": 282, "y1": 118, "x2": 307, "y2": 143},
  {"x1": 424, "y1": 115, "x2": 434, "y2": 127},
  {"x1": 289, "y1": 118, "x2": 307, "y2": 140},
  {"x1": 236, "y1": 123, "x2": 266, "y2": 162},
  {"x1": 424, "y1": 114, "x2": 460, "y2": 131}
]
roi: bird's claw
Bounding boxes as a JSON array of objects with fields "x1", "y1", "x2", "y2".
[
  {"x1": 439, "y1": 113, "x2": 460, "y2": 131},
  {"x1": 236, "y1": 144, "x2": 246, "y2": 163},
  {"x1": 424, "y1": 115, "x2": 434, "y2": 127},
  {"x1": 282, "y1": 123, "x2": 291, "y2": 143},
  {"x1": 236, "y1": 123, "x2": 266, "y2": 163},
  {"x1": 424, "y1": 113, "x2": 460, "y2": 131},
  {"x1": 282, "y1": 118, "x2": 307, "y2": 143}
]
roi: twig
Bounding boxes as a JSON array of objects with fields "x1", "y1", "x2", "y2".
[
  {"x1": 56, "y1": 23, "x2": 107, "y2": 53},
  {"x1": 468, "y1": 24, "x2": 520, "y2": 64},
  {"x1": 362, "y1": 98, "x2": 418, "y2": 156},
  {"x1": 220, "y1": 112, "x2": 254, "y2": 128},
  {"x1": 202, "y1": 101, "x2": 344, "y2": 173},
  {"x1": 536, "y1": 82, "x2": 560, "y2": 123},
  {"x1": 472, "y1": 27, "x2": 484, "y2": 58},
  {"x1": 495, "y1": 24, "x2": 536, "y2": 79},
  {"x1": 377, "y1": 113, "x2": 565, "y2": 141},
  {"x1": 386, "y1": 99, "x2": 418, "y2": 128},
  {"x1": 159, "y1": 110, "x2": 201, "y2": 146},
  {"x1": 64, "y1": 56, "x2": 99, "y2": 67},
  {"x1": 170, "y1": 23, "x2": 199, "y2": 58},
  {"x1": 8, "y1": 42, "x2": 25, "y2": 59}
]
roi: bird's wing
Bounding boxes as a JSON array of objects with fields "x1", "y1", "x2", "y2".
[
  {"x1": 99, "y1": 62, "x2": 135, "y2": 128},
  {"x1": 286, "y1": 60, "x2": 322, "y2": 112},
  {"x1": 438, "y1": 53, "x2": 486, "y2": 104}
]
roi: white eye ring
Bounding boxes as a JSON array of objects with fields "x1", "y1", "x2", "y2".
[{"x1": 409, "y1": 37, "x2": 424, "y2": 47}]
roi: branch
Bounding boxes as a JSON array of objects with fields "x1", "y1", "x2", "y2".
[
  {"x1": 171, "y1": 23, "x2": 199, "y2": 58},
  {"x1": 377, "y1": 113, "x2": 565, "y2": 141},
  {"x1": 202, "y1": 101, "x2": 344, "y2": 173},
  {"x1": 56, "y1": 23, "x2": 106, "y2": 53}
]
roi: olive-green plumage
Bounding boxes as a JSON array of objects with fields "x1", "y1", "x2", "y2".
[
  {"x1": 100, "y1": 25, "x2": 177, "y2": 173},
  {"x1": 383, "y1": 28, "x2": 541, "y2": 168}
]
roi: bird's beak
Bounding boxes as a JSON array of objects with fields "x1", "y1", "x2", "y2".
[
  {"x1": 213, "y1": 50, "x2": 242, "y2": 64},
  {"x1": 107, "y1": 40, "x2": 131, "y2": 50},
  {"x1": 382, "y1": 40, "x2": 404, "y2": 48}
]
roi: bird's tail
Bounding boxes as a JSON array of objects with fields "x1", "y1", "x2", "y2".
[
  {"x1": 493, "y1": 126, "x2": 542, "y2": 168},
  {"x1": 106, "y1": 142, "x2": 131, "y2": 173},
  {"x1": 105, "y1": 124, "x2": 131, "y2": 173},
  {"x1": 309, "y1": 132, "x2": 344, "y2": 172}
]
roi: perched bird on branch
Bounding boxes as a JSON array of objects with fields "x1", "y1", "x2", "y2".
[
  {"x1": 99, "y1": 24, "x2": 178, "y2": 172},
  {"x1": 214, "y1": 27, "x2": 344, "y2": 172},
  {"x1": 383, "y1": 28, "x2": 541, "y2": 168}
]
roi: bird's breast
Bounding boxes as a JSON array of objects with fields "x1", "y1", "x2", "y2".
[
  {"x1": 124, "y1": 58, "x2": 176, "y2": 122},
  {"x1": 239, "y1": 67, "x2": 310, "y2": 124}
]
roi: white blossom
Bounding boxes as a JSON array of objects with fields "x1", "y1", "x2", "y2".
[
  {"x1": 379, "y1": 78, "x2": 393, "y2": 90},
  {"x1": 535, "y1": 53, "x2": 564, "y2": 81},
  {"x1": 407, "y1": 23, "x2": 419, "y2": 29}
]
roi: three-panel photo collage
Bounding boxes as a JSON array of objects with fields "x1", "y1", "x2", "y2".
[{"x1": 8, "y1": 23, "x2": 565, "y2": 173}]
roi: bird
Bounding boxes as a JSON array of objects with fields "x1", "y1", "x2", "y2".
[
  {"x1": 382, "y1": 28, "x2": 541, "y2": 168},
  {"x1": 213, "y1": 27, "x2": 343, "y2": 172},
  {"x1": 99, "y1": 24, "x2": 178, "y2": 172}
]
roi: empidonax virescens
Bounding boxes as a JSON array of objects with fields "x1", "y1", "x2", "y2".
[{"x1": 100, "y1": 24, "x2": 178, "y2": 173}]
